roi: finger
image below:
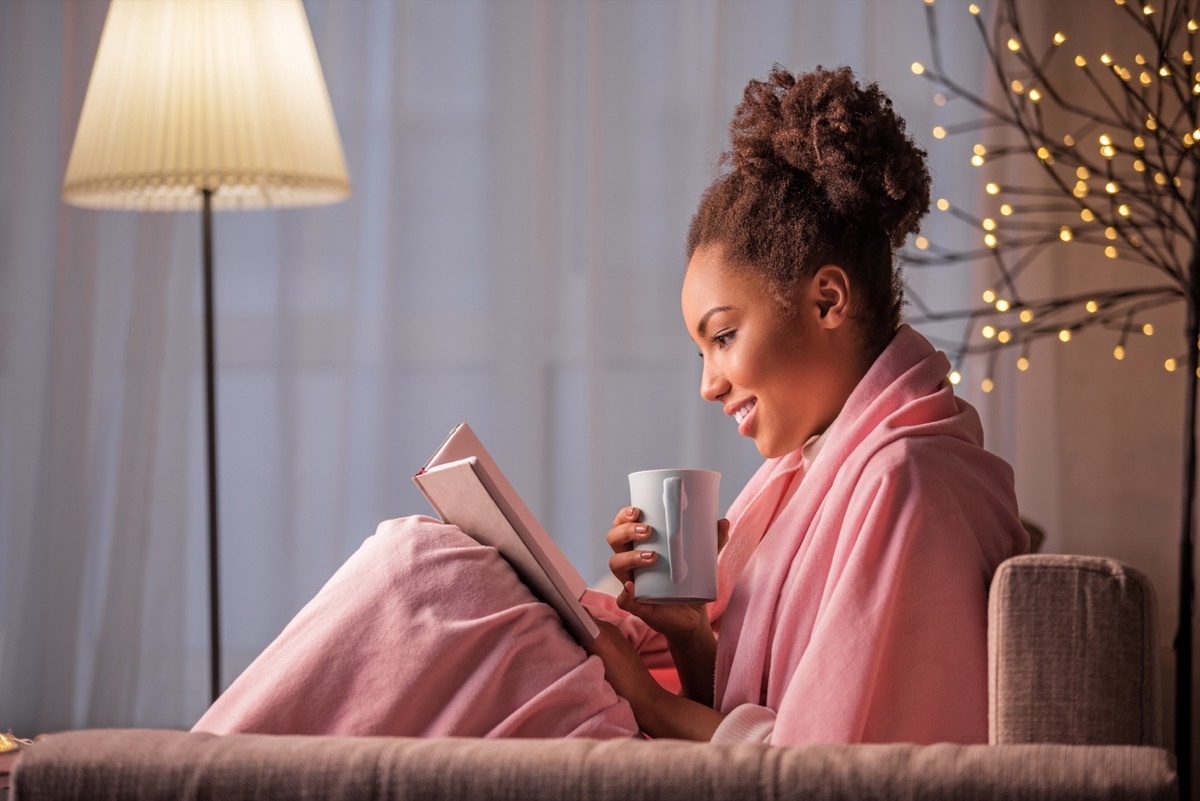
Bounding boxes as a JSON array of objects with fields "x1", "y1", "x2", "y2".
[
  {"x1": 606, "y1": 521, "x2": 653, "y2": 553},
  {"x1": 609, "y1": 549, "x2": 657, "y2": 583},
  {"x1": 612, "y1": 506, "x2": 641, "y2": 527},
  {"x1": 717, "y1": 518, "x2": 730, "y2": 552}
]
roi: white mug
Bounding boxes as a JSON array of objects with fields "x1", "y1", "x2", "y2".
[{"x1": 628, "y1": 468, "x2": 721, "y2": 604}]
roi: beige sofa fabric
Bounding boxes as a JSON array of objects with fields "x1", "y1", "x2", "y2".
[
  {"x1": 988, "y1": 554, "x2": 1161, "y2": 746},
  {"x1": 11, "y1": 729, "x2": 1178, "y2": 801}
]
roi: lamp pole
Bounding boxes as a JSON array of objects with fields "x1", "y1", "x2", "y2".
[{"x1": 201, "y1": 188, "x2": 222, "y2": 703}]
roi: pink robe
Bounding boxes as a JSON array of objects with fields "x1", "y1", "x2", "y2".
[{"x1": 195, "y1": 325, "x2": 1025, "y2": 744}]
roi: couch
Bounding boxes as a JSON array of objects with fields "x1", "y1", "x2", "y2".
[{"x1": 7, "y1": 554, "x2": 1180, "y2": 800}]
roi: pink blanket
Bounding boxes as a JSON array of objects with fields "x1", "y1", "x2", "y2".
[
  {"x1": 706, "y1": 324, "x2": 1027, "y2": 744},
  {"x1": 194, "y1": 517, "x2": 636, "y2": 738}
]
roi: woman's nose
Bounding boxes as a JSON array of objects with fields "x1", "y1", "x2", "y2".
[{"x1": 700, "y1": 359, "x2": 729, "y2": 402}]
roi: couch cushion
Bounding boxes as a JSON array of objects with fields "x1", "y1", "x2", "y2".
[{"x1": 988, "y1": 554, "x2": 1161, "y2": 746}]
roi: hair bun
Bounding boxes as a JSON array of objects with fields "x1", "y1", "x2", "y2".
[{"x1": 726, "y1": 65, "x2": 930, "y2": 248}]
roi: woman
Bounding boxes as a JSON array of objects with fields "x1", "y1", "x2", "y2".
[{"x1": 195, "y1": 66, "x2": 1027, "y2": 745}]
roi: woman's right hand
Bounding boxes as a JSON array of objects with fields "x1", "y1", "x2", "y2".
[{"x1": 605, "y1": 506, "x2": 728, "y2": 641}]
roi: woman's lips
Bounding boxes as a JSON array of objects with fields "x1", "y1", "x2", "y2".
[{"x1": 734, "y1": 398, "x2": 757, "y2": 435}]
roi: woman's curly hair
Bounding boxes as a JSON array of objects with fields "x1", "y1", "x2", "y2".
[{"x1": 686, "y1": 65, "x2": 930, "y2": 355}]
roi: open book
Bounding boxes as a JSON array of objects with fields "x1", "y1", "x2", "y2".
[{"x1": 413, "y1": 423, "x2": 599, "y2": 645}]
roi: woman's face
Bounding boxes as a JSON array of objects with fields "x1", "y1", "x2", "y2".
[{"x1": 681, "y1": 244, "x2": 863, "y2": 458}]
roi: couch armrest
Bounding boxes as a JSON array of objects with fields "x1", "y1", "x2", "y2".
[
  {"x1": 989, "y1": 554, "x2": 1162, "y2": 746},
  {"x1": 12, "y1": 729, "x2": 1178, "y2": 801}
]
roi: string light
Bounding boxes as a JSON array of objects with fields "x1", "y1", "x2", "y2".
[
  {"x1": 1017, "y1": 356, "x2": 1030, "y2": 371},
  {"x1": 915, "y1": 236, "x2": 929, "y2": 250},
  {"x1": 1075, "y1": 55, "x2": 1088, "y2": 67},
  {"x1": 1020, "y1": 309, "x2": 1034, "y2": 323},
  {"x1": 1063, "y1": 134, "x2": 1076, "y2": 146},
  {"x1": 1133, "y1": 135, "x2": 1145, "y2": 149},
  {"x1": 1105, "y1": 180, "x2": 1119, "y2": 193},
  {"x1": 1007, "y1": 37, "x2": 1021, "y2": 52},
  {"x1": 982, "y1": 289, "x2": 996, "y2": 303},
  {"x1": 933, "y1": 126, "x2": 947, "y2": 139},
  {"x1": 937, "y1": 198, "x2": 950, "y2": 211},
  {"x1": 1077, "y1": 166, "x2": 1089, "y2": 179},
  {"x1": 1105, "y1": 226, "x2": 1118, "y2": 240},
  {"x1": 1144, "y1": 323, "x2": 1155, "y2": 336},
  {"x1": 1037, "y1": 146, "x2": 1051, "y2": 160},
  {"x1": 912, "y1": 62, "x2": 926, "y2": 75},
  {"x1": 1190, "y1": 19, "x2": 1199, "y2": 32},
  {"x1": 968, "y1": 3, "x2": 981, "y2": 13},
  {"x1": 1011, "y1": 79, "x2": 1025, "y2": 94},
  {"x1": 995, "y1": 299, "x2": 1010, "y2": 312},
  {"x1": 1080, "y1": 208, "x2": 1095, "y2": 222},
  {"x1": 1118, "y1": 203, "x2": 1131, "y2": 216},
  {"x1": 984, "y1": 233, "x2": 997, "y2": 248},
  {"x1": 1101, "y1": 53, "x2": 1113, "y2": 65},
  {"x1": 983, "y1": 217, "x2": 997, "y2": 231},
  {"x1": 949, "y1": 370, "x2": 962, "y2": 385},
  {"x1": 1028, "y1": 88, "x2": 1042, "y2": 102},
  {"x1": 981, "y1": 378, "x2": 994, "y2": 392},
  {"x1": 1166, "y1": 358, "x2": 1178, "y2": 372},
  {"x1": 1000, "y1": 203, "x2": 1014, "y2": 216},
  {"x1": 982, "y1": 325, "x2": 996, "y2": 339},
  {"x1": 985, "y1": 182, "x2": 1000, "y2": 194},
  {"x1": 1114, "y1": 345, "x2": 1126, "y2": 360},
  {"x1": 1086, "y1": 300, "x2": 1099, "y2": 313},
  {"x1": 1144, "y1": 4, "x2": 1154, "y2": 15},
  {"x1": 973, "y1": 144, "x2": 986, "y2": 155},
  {"x1": 1105, "y1": 245, "x2": 1119, "y2": 258},
  {"x1": 1059, "y1": 226, "x2": 1073, "y2": 241},
  {"x1": 997, "y1": 329, "x2": 1012, "y2": 344},
  {"x1": 1053, "y1": 32, "x2": 1066, "y2": 45},
  {"x1": 1134, "y1": 159, "x2": 1146, "y2": 172},
  {"x1": 1059, "y1": 329, "x2": 1072, "y2": 342}
]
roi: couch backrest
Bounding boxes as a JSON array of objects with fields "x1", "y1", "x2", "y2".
[{"x1": 988, "y1": 554, "x2": 1162, "y2": 746}]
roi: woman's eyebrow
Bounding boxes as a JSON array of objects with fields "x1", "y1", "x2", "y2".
[{"x1": 696, "y1": 306, "x2": 734, "y2": 337}]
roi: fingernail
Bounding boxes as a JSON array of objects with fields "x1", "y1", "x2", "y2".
[
  {"x1": 634, "y1": 524, "x2": 648, "y2": 535},
  {"x1": 639, "y1": 551, "x2": 655, "y2": 561},
  {"x1": 625, "y1": 507, "x2": 636, "y2": 518}
]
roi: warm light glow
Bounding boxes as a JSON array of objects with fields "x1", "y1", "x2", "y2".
[
  {"x1": 1099, "y1": 134, "x2": 1112, "y2": 145},
  {"x1": 1135, "y1": 54, "x2": 1146, "y2": 65},
  {"x1": 995, "y1": 299, "x2": 1010, "y2": 312},
  {"x1": 949, "y1": 370, "x2": 962, "y2": 385},
  {"x1": 1118, "y1": 204, "x2": 1131, "y2": 216},
  {"x1": 1140, "y1": 71, "x2": 1153, "y2": 85},
  {"x1": 1105, "y1": 226, "x2": 1118, "y2": 240},
  {"x1": 1053, "y1": 32, "x2": 1066, "y2": 45},
  {"x1": 1059, "y1": 329, "x2": 1072, "y2": 342},
  {"x1": 937, "y1": 198, "x2": 950, "y2": 211},
  {"x1": 61, "y1": 0, "x2": 352, "y2": 211},
  {"x1": 1191, "y1": 19, "x2": 1199, "y2": 32},
  {"x1": 1100, "y1": 145, "x2": 1115, "y2": 159},
  {"x1": 973, "y1": 144, "x2": 987, "y2": 156},
  {"x1": 1080, "y1": 208, "x2": 1095, "y2": 222},
  {"x1": 1156, "y1": 172, "x2": 1169, "y2": 185},
  {"x1": 985, "y1": 182, "x2": 1000, "y2": 195},
  {"x1": 1144, "y1": 4, "x2": 1154, "y2": 14},
  {"x1": 1011, "y1": 79, "x2": 1024, "y2": 94},
  {"x1": 984, "y1": 233, "x2": 997, "y2": 248},
  {"x1": 912, "y1": 62, "x2": 926, "y2": 75},
  {"x1": 1017, "y1": 357, "x2": 1030, "y2": 371},
  {"x1": 1166, "y1": 358, "x2": 1178, "y2": 372},
  {"x1": 1101, "y1": 53, "x2": 1113, "y2": 65},
  {"x1": 1144, "y1": 323, "x2": 1155, "y2": 336},
  {"x1": 1059, "y1": 226, "x2": 1073, "y2": 242},
  {"x1": 997, "y1": 329, "x2": 1012, "y2": 344},
  {"x1": 1147, "y1": 115, "x2": 1158, "y2": 130},
  {"x1": 982, "y1": 289, "x2": 996, "y2": 304},
  {"x1": 1063, "y1": 134, "x2": 1076, "y2": 147},
  {"x1": 982, "y1": 378, "x2": 994, "y2": 393},
  {"x1": 1076, "y1": 166, "x2": 1090, "y2": 179},
  {"x1": 1106, "y1": 181, "x2": 1119, "y2": 193},
  {"x1": 1075, "y1": 55, "x2": 1088, "y2": 67},
  {"x1": 1019, "y1": 309, "x2": 1034, "y2": 323},
  {"x1": 1134, "y1": 159, "x2": 1146, "y2": 172},
  {"x1": 1134, "y1": 135, "x2": 1146, "y2": 149},
  {"x1": 982, "y1": 325, "x2": 996, "y2": 339},
  {"x1": 1105, "y1": 245, "x2": 1118, "y2": 258},
  {"x1": 1037, "y1": 146, "x2": 1051, "y2": 160},
  {"x1": 915, "y1": 236, "x2": 929, "y2": 250},
  {"x1": 1185, "y1": 51, "x2": 1195, "y2": 65},
  {"x1": 971, "y1": 155, "x2": 985, "y2": 166},
  {"x1": 1086, "y1": 300, "x2": 1099, "y2": 313},
  {"x1": 1000, "y1": 204, "x2": 1013, "y2": 216},
  {"x1": 1114, "y1": 345, "x2": 1126, "y2": 360},
  {"x1": 933, "y1": 126, "x2": 947, "y2": 139},
  {"x1": 934, "y1": 93, "x2": 947, "y2": 105},
  {"x1": 1160, "y1": 65, "x2": 1171, "y2": 77},
  {"x1": 983, "y1": 218, "x2": 997, "y2": 231},
  {"x1": 1007, "y1": 38, "x2": 1021, "y2": 52},
  {"x1": 969, "y1": 3, "x2": 981, "y2": 13},
  {"x1": 1028, "y1": 88, "x2": 1042, "y2": 102}
]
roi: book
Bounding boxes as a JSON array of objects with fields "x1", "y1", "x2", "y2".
[{"x1": 413, "y1": 423, "x2": 599, "y2": 645}]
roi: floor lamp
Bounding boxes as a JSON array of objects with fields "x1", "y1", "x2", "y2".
[{"x1": 61, "y1": 0, "x2": 351, "y2": 704}]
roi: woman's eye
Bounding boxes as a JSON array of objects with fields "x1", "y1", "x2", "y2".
[{"x1": 711, "y1": 330, "x2": 736, "y2": 348}]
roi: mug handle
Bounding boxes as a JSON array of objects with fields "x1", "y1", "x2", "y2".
[{"x1": 663, "y1": 477, "x2": 688, "y2": 584}]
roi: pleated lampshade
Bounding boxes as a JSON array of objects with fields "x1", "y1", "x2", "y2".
[{"x1": 62, "y1": 0, "x2": 350, "y2": 211}]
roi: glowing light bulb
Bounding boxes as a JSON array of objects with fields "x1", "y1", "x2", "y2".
[
  {"x1": 1191, "y1": 19, "x2": 1199, "y2": 32},
  {"x1": 1059, "y1": 329, "x2": 1072, "y2": 342},
  {"x1": 1011, "y1": 79, "x2": 1025, "y2": 94},
  {"x1": 1019, "y1": 309, "x2": 1034, "y2": 323},
  {"x1": 1063, "y1": 134, "x2": 1076, "y2": 146},
  {"x1": 1144, "y1": 4, "x2": 1154, "y2": 14},
  {"x1": 1017, "y1": 357, "x2": 1030, "y2": 371},
  {"x1": 1053, "y1": 32, "x2": 1066, "y2": 45},
  {"x1": 949, "y1": 370, "x2": 962, "y2": 385},
  {"x1": 1008, "y1": 38, "x2": 1021, "y2": 52},
  {"x1": 1075, "y1": 55, "x2": 1088, "y2": 67},
  {"x1": 1100, "y1": 145, "x2": 1115, "y2": 159},
  {"x1": 982, "y1": 289, "x2": 996, "y2": 303},
  {"x1": 1166, "y1": 358, "x2": 1178, "y2": 372},
  {"x1": 1000, "y1": 204, "x2": 1013, "y2": 216},
  {"x1": 1101, "y1": 53, "x2": 1113, "y2": 65},
  {"x1": 1028, "y1": 88, "x2": 1042, "y2": 102},
  {"x1": 984, "y1": 233, "x2": 998, "y2": 248},
  {"x1": 971, "y1": 154, "x2": 985, "y2": 166},
  {"x1": 995, "y1": 299, "x2": 1010, "y2": 312},
  {"x1": 983, "y1": 218, "x2": 997, "y2": 231},
  {"x1": 1105, "y1": 245, "x2": 1119, "y2": 258},
  {"x1": 1037, "y1": 146, "x2": 1051, "y2": 160},
  {"x1": 973, "y1": 144, "x2": 987, "y2": 156},
  {"x1": 986, "y1": 182, "x2": 1000, "y2": 195},
  {"x1": 1099, "y1": 134, "x2": 1112, "y2": 145},
  {"x1": 912, "y1": 62, "x2": 926, "y2": 75},
  {"x1": 1140, "y1": 71, "x2": 1153, "y2": 85},
  {"x1": 937, "y1": 198, "x2": 950, "y2": 211},
  {"x1": 1156, "y1": 172, "x2": 1169, "y2": 185},
  {"x1": 1134, "y1": 136, "x2": 1145, "y2": 149},
  {"x1": 1106, "y1": 181, "x2": 1119, "y2": 193},
  {"x1": 1118, "y1": 204, "x2": 1131, "y2": 216},
  {"x1": 982, "y1": 325, "x2": 996, "y2": 339},
  {"x1": 1134, "y1": 159, "x2": 1146, "y2": 172},
  {"x1": 1147, "y1": 116, "x2": 1158, "y2": 130},
  {"x1": 1059, "y1": 226, "x2": 1073, "y2": 242},
  {"x1": 968, "y1": 3, "x2": 981, "y2": 13},
  {"x1": 1144, "y1": 323, "x2": 1155, "y2": 336},
  {"x1": 1080, "y1": 208, "x2": 1095, "y2": 222},
  {"x1": 915, "y1": 236, "x2": 929, "y2": 250},
  {"x1": 997, "y1": 330, "x2": 1012, "y2": 344},
  {"x1": 1187, "y1": 52, "x2": 1196, "y2": 65},
  {"x1": 1160, "y1": 65, "x2": 1171, "y2": 77},
  {"x1": 1105, "y1": 226, "x2": 1118, "y2": 240},
  {"x1": 1114, "y1": 345, "x2": 1126, "y2": 360},
  {"x1": 1086, "y1": 300, "x2": 1099, "y2": 313},
  {"x1": 933, "y1": 126, "x2": 947, "y2": 139},
  {"x1": 982, "y1": 378, "x2": 994, "y2": 393}
]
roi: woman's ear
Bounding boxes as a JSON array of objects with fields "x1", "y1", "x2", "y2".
[{"x1": 810, "y1": 264, "x2": 851, "y2": 328}]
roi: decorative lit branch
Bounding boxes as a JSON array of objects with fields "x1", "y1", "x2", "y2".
[{"x1": 906, "y1": 0, "x2": 1196, "y2": 791}]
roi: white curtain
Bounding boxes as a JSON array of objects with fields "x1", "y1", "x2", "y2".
[{"x1": 7, "y1": 0, "x2": 1183, "y2": 742}]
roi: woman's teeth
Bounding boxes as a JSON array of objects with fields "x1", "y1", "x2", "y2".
[{"x1": 734, "y1": 400, "x2": 756, "y2": 425}]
